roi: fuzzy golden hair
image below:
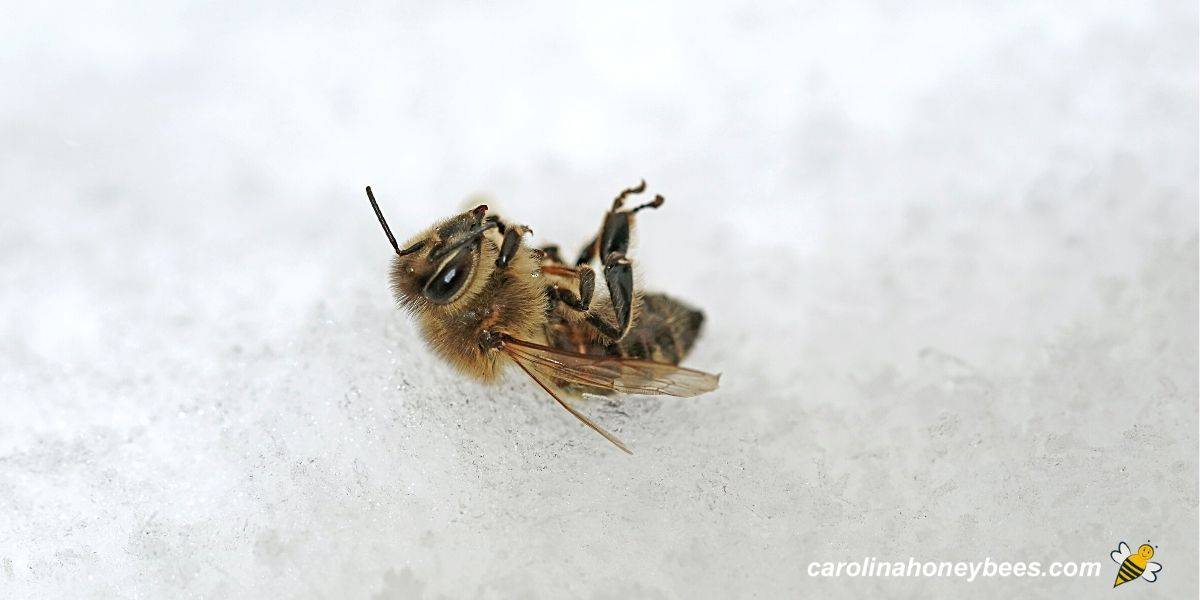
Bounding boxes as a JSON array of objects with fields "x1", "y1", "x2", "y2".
[
  {"x1": 366, "y1": 183, "x2": 718, "y2": 454},
  {"x1": 389, "y1": 211, "x2": 549, "y2": 382}
]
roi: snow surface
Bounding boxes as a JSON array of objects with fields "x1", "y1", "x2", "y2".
[{"x1": 1, "y1": 1, "x2": 1197, "y2": 598}]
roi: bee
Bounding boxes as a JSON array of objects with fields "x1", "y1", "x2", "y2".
[
  {"x1": 364, "y1": 181, "x2": 719, "y2": 453},
  {"x1": 1110, "y1": 541, "x2": 1162, "y2": 587}
]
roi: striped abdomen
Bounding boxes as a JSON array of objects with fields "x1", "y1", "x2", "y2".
[
  {"x1": 612, "y1": 293, "x2": 704, "y2": 364},
  {"x1": 1114, "y1": 557, "x2": 1145, "y2": 587}
]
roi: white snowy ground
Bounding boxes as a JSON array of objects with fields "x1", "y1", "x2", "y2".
[{"x1": 1, "y1": 2, "x2": 1196, "y2": 598}]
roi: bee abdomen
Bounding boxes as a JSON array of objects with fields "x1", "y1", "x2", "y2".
[
  {"x1": 1114, "y1": 558, "x2": 1144, "y2": 587},
  {"x1": 617, "y1": 293, "x2": 705, "y2": 365}
]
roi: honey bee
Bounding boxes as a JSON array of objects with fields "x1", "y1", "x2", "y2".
[
  {"x1": 365, "y1": 181, "x2": 719, "y2": 453},
  {"x1": 1110, "y1": 541, "x2": 1162, "y2": 587}
]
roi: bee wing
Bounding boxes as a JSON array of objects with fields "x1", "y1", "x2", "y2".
[
  {"x1": 1141, "y1": 562, "x2": 1162, "y2": 582},
  {"x1": 508, "y1": 350, "x2": 632, "y2": 454},
  {"x1": 1110, "y1": 542, "x2": 1130, "y2": 563},
  {"x1": 498, "y1": 335, "x2": 721, "y2": 397}
]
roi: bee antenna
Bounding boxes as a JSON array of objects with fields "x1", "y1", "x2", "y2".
[
  {"x1": 365, "y1": 186, "x2": 402, "y2": 255},
  {"x1": 426, "y1": 220, "x2": 500, "y2": 262}
]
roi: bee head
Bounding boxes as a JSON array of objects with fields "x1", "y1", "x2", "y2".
[
  {"x1": 1138, "y1": 544, "x2": 1154, "y2": 559},
  {"x1": 366, "y1": 187, "x2": 499, "y2": 310}
]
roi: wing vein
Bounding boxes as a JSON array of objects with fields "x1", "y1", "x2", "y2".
[
  {"x1": 507, "y1": 348, "x2": 632, "y2": 454},
  {"x1": 500, "y1": 335, "x2": 719, "y2": 397}
]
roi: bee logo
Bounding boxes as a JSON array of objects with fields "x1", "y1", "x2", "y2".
[{"x1": 1110, "y1": 541, "x2": 1162, "y2": 588}]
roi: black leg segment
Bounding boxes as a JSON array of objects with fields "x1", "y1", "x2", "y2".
[
  {"x1": 601, "y1": 252, "x2": 634, "y2": 338},
  {"x1": 495, "y1": 224, "x2": 532, "y2": 269},
  {"x1": 577, "y1": 181, "x2": 665, "y2": 267},
  {"x1": 580, "y1": 251, "x2": 635, "y2": 342},
  {"x1": 570, "y1": 180, "x2": 670, "y2": 340},
  {"x1": 539, "y1": 244, "x2": 563, "y2": 264},
  {"x1": 548, "y1": 265, "x2": 595, "y2": 312},
  {"x1": 575, "y1": 234, "x2": 598, "y2": 266}
]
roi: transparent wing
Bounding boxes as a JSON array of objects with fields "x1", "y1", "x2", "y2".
[
  {"x1": 508, "y1": 350, "x2": 632, "y2": 454},
  {"x1": 499, "y1": 335, "x2": 720, "y2": 397},
  {"x1": 1141, "y1": 562, "x2": 1161, "y2": 582},
  {"x1": 1110, "y1": 542, "x2": 1130, "y2": 563}
]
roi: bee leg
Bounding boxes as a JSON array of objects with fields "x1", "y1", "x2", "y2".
[
  {"x1": 574, "y1": 234, "x2": 598, "y2": 266},
  {"x1": 574, "y1": 180, "x2": 657, "y2": 266},
  {"x1": 584, "y1": 252, "x2": 634, "y2": 341},
  {"x1": 483, "y1": 214, "x2": 506, "y2": 232},
  {"x1": 549, "y1": 265, "x2": 595, "y2": 311},
  {"x1": 582, "y1": 198, "x2": 666, "y2": 270},
  {"x1": 495, "y1": 224, "x2": 532, "y2": 269},
  {"x1": 478, "y1": 329, "x2": 504, "y2": 351},
  {"x1": 610, "y1": 179, "x2": 647, "y2": 211},
  {"x1": 628, "y1": 194, "x2": 665, "y2": 214},
  {"x1": 539, "y1": 244, "x2": 564, "y2": 264}
]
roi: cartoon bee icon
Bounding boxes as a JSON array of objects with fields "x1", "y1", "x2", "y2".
[{"x1": 1110, "y1": 541, "x2": 1162, "y2": 588}]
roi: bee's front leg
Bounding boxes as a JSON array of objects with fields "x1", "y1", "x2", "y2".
[
  {"x1": 495, "y1": 224, "x2": 533, "y2": 268},
  {"x1": 539, "y1": 244, "x2": 565, "y2": 264},
  {"x1": 478, "y1": 329, "x2": 505, "y2": 351}
]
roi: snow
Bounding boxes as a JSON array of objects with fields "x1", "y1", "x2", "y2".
[{"x1": 1, "y1": 1, "x2": 1196, "y2": 597}]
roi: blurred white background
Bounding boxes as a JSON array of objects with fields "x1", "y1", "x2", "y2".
[{"x1": 1, "y1": 1, "x2": 1196, "y2": 598}]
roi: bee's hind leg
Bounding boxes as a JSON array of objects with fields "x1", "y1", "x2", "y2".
[
  {"x1": 574, "y1": 182, "x2": 666, "y2": 341},
  {"x1": 547, "y1": 255, "x2": 640, "y2": 345},
  {"x1": 548, "y1": 265, "x2": 595, "y2": 311},
  {"x1": 574, "y1": 179, "x2": 663, "y2": 266},
  {"x1": 545, "y1": 247, "x2": 636, "y2": 343},
  {"x1": 583, "y1": 251, "x2": 635, "y2": 341}
]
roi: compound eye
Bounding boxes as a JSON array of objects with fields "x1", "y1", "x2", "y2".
[{"x1": 422, "y1": 244, "x2": 476, "y2": 304}]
